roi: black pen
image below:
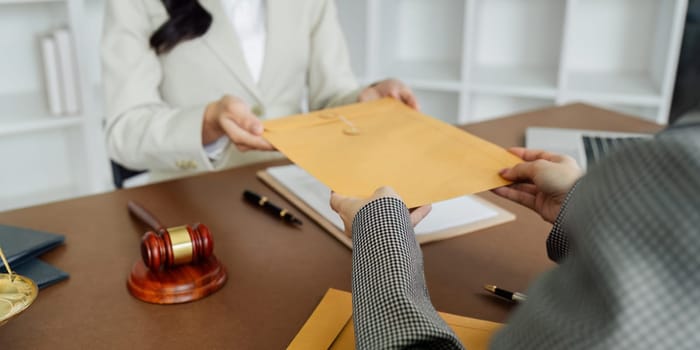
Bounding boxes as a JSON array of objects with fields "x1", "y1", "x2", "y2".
[
  {"x1": 243, "y1": 190, "x2": 303, "y2": 226},
  {"x1": 484, "y1": 284, "x2": 527, "y2": 303}
]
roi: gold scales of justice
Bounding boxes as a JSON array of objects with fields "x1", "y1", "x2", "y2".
[{"x1": 0, "y1": 245, "x2": 38, "y2": 326}]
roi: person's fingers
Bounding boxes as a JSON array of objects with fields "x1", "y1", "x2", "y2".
[
  {"x1": 399, "y1": 89, "x2": 419, "y2": 110},
  {"x1": 230, "y1": 111, "x2": 264, "y2": 135},
  {"x1": 409, "y1": 204, "x2": 432, "y2": 226},
  {"x1": 333, "y1": 187, "x2": 398, "y2": 216},
  {"x1": 220, "y1": 118, "x2": 275, "y2": 151},
  {"x1": 219, "y1": 96, "x2": 265, "y2": 135},
  {"x1": 372, "y1": 186, "x2": 399, "y2": 199},
  {"x1": 374, "y1": 83, "x2": 418, "y2": 110},
  {"x1": 492, "y1": 186, "x2": 536, "y2": 210},
  {"x1": 499, "y1": 161, "x2": 541, "y2": 182},
  {"x1": 246, "y1": 118, "x2": 264, "y2": 135},
  {"x1": 227, "y1": 110, "x2": 263, "y2": 135},
  {"x1": 237, "y1": 142, "x2": 276, "y2": 152},
  {"x1": 506, "y1": 147, "x2": 528, "y2": 159},
  {"x1": 508, "y1": 147, "x2": 567, "y2": 163},
  {"x1": 359, "y1": 88, "x2": 380, "y2": 102},
  {"x1": 370, "y1": 90, "x2": 382, "y2": 101},
  {"x1": 509, "y1": 183, "x2": 538, "y2": 195},
  {"x1": 330, "y1": 191, "x2": 366, "y2": 238},
  {"x1": 329, "y1": 191, "x2": 345, "y2": 213},
  {"x1": 373, "y1": 185, "x2": 426, "y2": 226}
]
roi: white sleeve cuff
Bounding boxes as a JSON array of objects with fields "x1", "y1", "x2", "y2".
[{"x1": 204, "y1": 136, "x2": 230, "y2": 162}]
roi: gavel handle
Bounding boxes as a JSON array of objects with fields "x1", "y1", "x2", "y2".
[{"x1": 128, "y1": 201, "x2": 165, "y2": 232}]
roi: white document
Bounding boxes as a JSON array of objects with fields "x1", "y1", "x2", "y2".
[
  {"x1": 39, "y1": 36, "x2": 63, "y2": 116},
  {"x1": 266, "y1": 165, "x2": 499, "y2": 236},
  {"x1": 53, "y1": 28, "x2": 81, "y2": 115}
]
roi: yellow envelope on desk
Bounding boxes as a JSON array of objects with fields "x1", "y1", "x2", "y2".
[
  {"x1": 264, "y1": 98, "x2": 522, "y2": 208},
  {"x1": 287, "y1": 289, "x2": 502, "y2": 349}
]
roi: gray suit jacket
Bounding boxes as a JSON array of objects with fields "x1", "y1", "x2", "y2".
[
  {"x1": 102, "y1": 0, "x2": 361, "y2": 183},
  {"x1": 352, "y1": 123, "x2": 700, "y2": 349}
]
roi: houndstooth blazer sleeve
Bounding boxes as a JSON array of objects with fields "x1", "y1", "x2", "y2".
[
  {"x1": 545, "y1": 182, "x2": 578, "y2": 263},
  {"x1": 352, "y1": 197, "x2": 464, "y2": 349},
  {"x1": 352, "y1": 124, "x2": 700, "y2": 349}
]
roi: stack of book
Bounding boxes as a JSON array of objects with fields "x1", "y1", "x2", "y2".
[
  {"x1": 0, "y1": 224, "x2": 69, "y2": 289},
  {"x1": 39, "y1": 27, "x2": 81, "y2": 116}
]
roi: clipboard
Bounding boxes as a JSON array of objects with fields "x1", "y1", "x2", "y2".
[
  {"x1": 287, "y1": 289, "x2": 502, "y2": 349},
  {"x1": 258, "y1": 165, "x2": 515, "y2": 249}
]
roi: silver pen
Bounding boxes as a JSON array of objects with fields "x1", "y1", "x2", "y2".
[{"x1": 484, "y1": 284, "x2": 527, "y2": 302}]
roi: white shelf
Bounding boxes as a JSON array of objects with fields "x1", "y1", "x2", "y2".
[
  {"x1": 405, "y1": 79, "x2": 462, "y2": 92},
  {"x1": 562, "y1": 0, "x2": 682, "y2": 96},
  {"x1": 0, "y1": 2, "x2": 68, "y2": 95},
  {"x1": 559, "y1": 0, "x2": 687, "y2": 123},
  {"x1": 337, "y1": 0, "x2": 685, "y2": 125},
  {"x1": 563, "y1": 100, "x2": 660, "y2": 122},
  {"x1": 0, "y1": 91, "x2": 83, "y2": 135},
  {"x1": 0, "y1": 128, "x2": 84, "y2": 209},
  {"x1": 373, "y1": 0, "x2": 465, "y2": 82},
  {"x1": 0, "y1": 0, "x2": 64, "y2": 3},
  {"x1": 0, "y1": 116, "x2": 83, "y2": 136},
  {"x1": 472, "y1": 0, "x2": 564, "y2": 71},
  {"x1": 414, "y1": 89, "x2": 461, "y2": 124},
  {"x1": 84, "y1": 0, "x2": 105, "y2": 88},
  {"x1": 336, "y1": 0, "x2": 367, "y2": 79},
  {"x1": 385, "y1": 60, "x2": 462, "y2": 87},
  {"x1": 470, "y1": 66, "x2": 558, "y2": 98},
  {"x1": 565, "y1": 0, "x2": 665, "y2": 72},
  {"x1": 564, "y1": 71, "x2": 662, "y2": 106},
  {"x1": 0, "y1": 0, "x2": 112, "y2": 212},
  {"x1": 469, "y1": 95, "x2": 554, "y2": 122}
]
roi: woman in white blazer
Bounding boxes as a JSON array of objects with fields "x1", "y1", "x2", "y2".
[{"x1": 102, "y1": 0, "x2": 417, "y2": 184}]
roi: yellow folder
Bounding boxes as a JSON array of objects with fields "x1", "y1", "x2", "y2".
[
  {"x1": 287, "y1": 289, "x2": 502, "y2": 349},
  {"x1": 264, "y1": 98, "x2": 521, "y2": 208}
]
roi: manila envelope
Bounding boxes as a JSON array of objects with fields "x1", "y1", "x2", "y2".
[
  {"x1": 263, "y1": 98, "x2": 521, "y2": 208},
  {"x1": 287, "y1": 288, "x2": 502, "y2": 349}
]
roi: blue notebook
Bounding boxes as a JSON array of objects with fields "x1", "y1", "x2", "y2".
[
  {"x1": 13, "y1": 258, "x2": 69, "y2": 289},
  {"x1": 0, "y1": 224, "x2": 65, "y2": 269},
  {"x1": 0, "y1": 224, "x2": 69, "y2": 289}
]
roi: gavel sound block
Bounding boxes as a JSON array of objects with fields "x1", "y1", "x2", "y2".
[{"x1": 126, "y1": 201, "x2": 227, "y2": 304}]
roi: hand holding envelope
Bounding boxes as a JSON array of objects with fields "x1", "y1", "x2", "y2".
[{"x1": 262, "y1": 98, "x2": 522, "y2": 208}]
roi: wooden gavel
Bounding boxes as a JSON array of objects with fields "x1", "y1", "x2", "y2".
[
  {"x1": 128, "y1": 201, "x2": 214, "y2": 270},
  {"x1": 126, "y1": 201, "x2": 227, "y2": 304}
]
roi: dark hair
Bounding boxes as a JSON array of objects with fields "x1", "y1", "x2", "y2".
[{"x1": 150, "y1": 0, "x2": 212, "y2": 55}]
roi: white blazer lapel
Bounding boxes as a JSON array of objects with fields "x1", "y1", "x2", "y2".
[
  {"x1": 257, "y1": 0, "x2": 281, "y2": 94},
  {"x1": 199, "y1": 0, "x2": 262, "y2": 102}
]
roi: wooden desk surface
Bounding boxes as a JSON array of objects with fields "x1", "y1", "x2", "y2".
[{"x1": 0, "y1": 104, "x2": 661, "y2": 349}]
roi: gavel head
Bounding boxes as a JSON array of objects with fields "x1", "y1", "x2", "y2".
[{"x1": 140, "y1": 223, "x2": 214, "y2": 270}]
